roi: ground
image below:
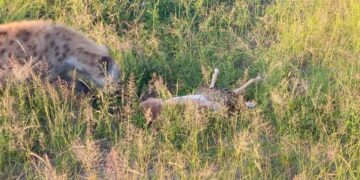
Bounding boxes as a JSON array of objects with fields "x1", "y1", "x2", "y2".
[{"x1": 0, "y1": 0, "x2": 359, "y2": 179}]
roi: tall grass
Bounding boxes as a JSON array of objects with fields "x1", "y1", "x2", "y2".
[{"x1": 0, "y1": 0, "x2": 359, "y2": 179}]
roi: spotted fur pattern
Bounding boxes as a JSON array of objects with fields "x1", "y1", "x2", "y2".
[{"x1": 0, "y1": 20, "x2": 120, "y2": 88}]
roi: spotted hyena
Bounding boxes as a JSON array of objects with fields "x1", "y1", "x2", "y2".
[{"x1": 0, "y1": 20, "x2": 120, "y2": 89}]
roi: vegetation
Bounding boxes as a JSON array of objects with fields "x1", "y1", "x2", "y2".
[{"x1": 0, "y1": 0, "x2": 359, "y2": 179}]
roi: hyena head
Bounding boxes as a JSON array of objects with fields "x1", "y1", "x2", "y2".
[{"x1": 59, "y1": 47, "x2": 121, "y2": 88}]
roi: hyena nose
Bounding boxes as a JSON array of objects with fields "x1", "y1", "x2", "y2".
[
  {"x1": 109, "y1": 62, "x2": 120, "y2": 82},
  {"x1": 106, "y1": 60, "x2": 121, "y2": 84}
]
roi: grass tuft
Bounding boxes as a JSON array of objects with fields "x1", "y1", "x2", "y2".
[{"x1": 0, "y1": 0, "x2": 359, "y2": 178}]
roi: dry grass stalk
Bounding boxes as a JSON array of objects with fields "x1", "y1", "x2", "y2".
[
  {"x1": 29, "y1": 152, "x2": 67, "y2": 180},
  {"x1": 0, "y1": 57, "x2": 50, "y2": 88},
  {"x1": 71, "y1": 139, "x2": 101, "y2": 179},
  {"x1": 104, "y1": 148, "x2": 128, "y2": 180}
]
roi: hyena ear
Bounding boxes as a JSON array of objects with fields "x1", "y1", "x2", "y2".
[{"x1": 98, "y1": 56, "x2": 112, "y2": 70}]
